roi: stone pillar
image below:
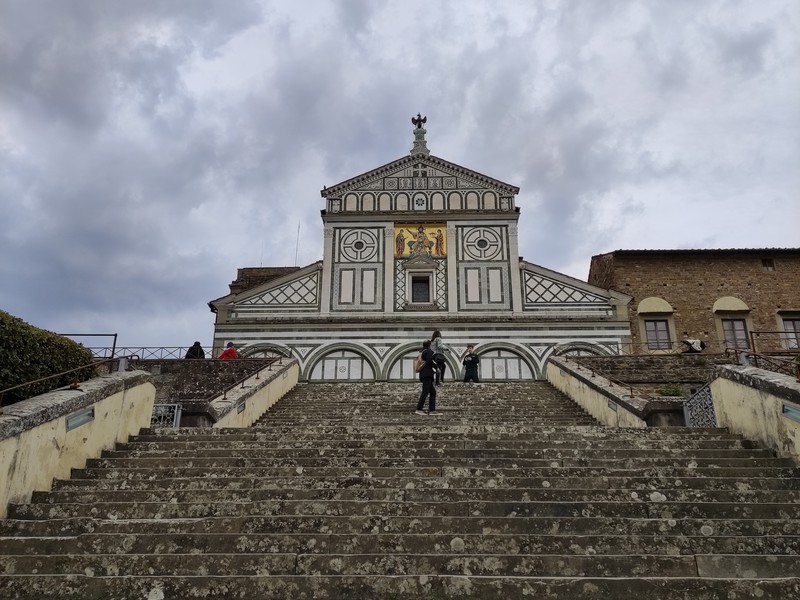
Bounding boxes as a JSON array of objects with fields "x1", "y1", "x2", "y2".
[
  {"x1": 384, "y1": 226, "x2": 395, "y2": 313},
  {"x1": 508, "y1": 222, "x2": 523, "y2": 314},
  {"x1": 320, "y1": 225, "x2": 334, "y2": 315}
]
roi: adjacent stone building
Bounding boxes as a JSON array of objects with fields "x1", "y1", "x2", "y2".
[
  {"x1": 209, "y1": 118, "x2": 631, "y2": 381},
  {"x1": 588, "y1": 249, "x2": 800, "y2": 354}
]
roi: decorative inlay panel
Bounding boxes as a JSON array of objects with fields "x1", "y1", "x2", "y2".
[
  {"x1": 462, "y1": 227, "x2": 506, "y2": 261},
  {"x1": 240, "y1": 273, "x2": 319, "y2": 306},
  {"x1": 338, "y1": 229, "x2": 379, "y2": 262},
  {"x1": 523, "y1": 272, "x2": 607, "y2": 304}
]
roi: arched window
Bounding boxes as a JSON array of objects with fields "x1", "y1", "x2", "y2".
[
  {"x1": 387, "y1": 349, "x2": 423, "y2": 381},
  {"x1": 713, "y1": 297, "x2": 751, "y2": 350},
  {"x1": 480, "y1": 349, "x2": 534, "y2": 380},
  {"x1": 637, "y1": 297, "x2": 676, "y2": 352},
  {"x1": 308, "y1": 350, "x2": 375, "y2": 381}
]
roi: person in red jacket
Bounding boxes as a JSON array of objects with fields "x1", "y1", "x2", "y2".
[{"x1": 218, "y1": 342, "x2": 239, "y2": 359}]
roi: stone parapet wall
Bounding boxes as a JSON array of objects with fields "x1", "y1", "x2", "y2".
[
  {"x1": 712, "y1": 365, "x2": 800, "y2": 463},
  {"x1": 0, "y1": 371, "x2": 155, "y2": 518},
  {"x1": 547, "y1": 356, "x2": 685, "y2": 427}
]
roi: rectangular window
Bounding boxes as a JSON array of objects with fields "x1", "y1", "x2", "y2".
[
  {"x1": 411, "y1": 275, "x2": 431, "y2": 303},
  {"x1": 722, "y1": 318, "x2": 749, "y2": 349},
  {"x1": 783, "y1": 318, "x2": 800, "y2": 350},
  {"x1": 761, "y1": 258, "x2": 775, "y2": 272},
  {"x1": 644, "y1": 320, "x2": 671, "y2": 350}
]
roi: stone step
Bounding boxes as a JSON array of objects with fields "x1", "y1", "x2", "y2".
[
  {"x1": 50, "y1": 474, "x2": 800, "y2": 492},
  {"x1": 4, "y1": 514, "x2": 797, "y2": 538},
  {"x1": 10, "y1": 498, "x2": 800, "y2": 520},
  {"x1": 133, "y1": 426, "x2": 736, "y2": 438},
  {"x1": 2, "y1": 532, "x2": 799, "y2": 557},
  {"x1": 115, "y1": 437, "x2": 760, "y2": 450},
  {"x1": 7, "y1": 551, "x2": 794, "y2": 578},
  {"x1": 0, "y1": 552, "x2": 704, "y2": 577},
  {"x1": 30, "y1": 486, "x2": 800, "y2": 506},
  {"x1": 102, "y1": 447, "x2": 777, "y2": 460},
  {"x1": 70, "y1": 465, "x2": 800, "y2": 480},
  {"x1": 0, "y1": 574, "x2": 796, "y2": 599},
  {"x1": 83, "y1": 456, "x2": 793, "y2": 470},
  {"x1": 3, "y1": 380, "x2": 796, "y2": 598}
]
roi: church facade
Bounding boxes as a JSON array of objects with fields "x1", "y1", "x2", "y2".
[{"x1": 209, "y1": 118, "x2": 631, "y2": 381}]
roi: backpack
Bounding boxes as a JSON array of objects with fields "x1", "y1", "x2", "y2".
[{"x1": 414, "y1": 353, "x2": 425, "y2": 373}]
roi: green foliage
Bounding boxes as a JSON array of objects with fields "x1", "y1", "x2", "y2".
[
  {"x1": 0, "y1": 310, "x2": 96, "y2": 406},
  {"x1": 657, "y1": 383, "x2": 685, "y2": 397}
]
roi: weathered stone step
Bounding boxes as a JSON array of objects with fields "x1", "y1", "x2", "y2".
[
  {"x1": 103, "y1": 447, "x2": 777, "y2": 460},
  {"x1": 71, "y1": 464, "x2": 799, "y2": 480},
  {"x1": 116, "y1": 437, "x2": 760, "y2": 451},
  {"x1": 84, "y1": 456, "x2": 793, "y2": 470},
  {"x1": 11, "y1": 551, "x2": 791, "y2": 578},
  {"x1": 51, "y1": 474, "x2": 800, "y2": 492},
  {"x1": 3, "y1": 532, "x2": 798, "y2": 557},
  {"x1": 4, "y1": 514, "x2": 797, "y2": 538},
  {"x1": 10, "y1": 498, "x2": 800, "y2": 521},
  {"x1": 0, "y1": 573, "x2": 796, "y2": 600},
  {"x1": 31, "y1": 486, "x2": 800, "y2": 506},
  {"x1": 133, "y1": 425, "x2": 735, "y2": 438}
]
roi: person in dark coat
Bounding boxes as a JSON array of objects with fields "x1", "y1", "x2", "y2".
[
  {"x1": 415, "y1": 340, "x2": 439, "y2": 415},
  {"x1": 185, "y1": 341, "x2": 205, "y2": 359},
  {"x1": 462, "y1": 343, "x2": 481, "y2": 383}
]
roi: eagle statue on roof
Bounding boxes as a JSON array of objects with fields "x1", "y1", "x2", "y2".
[{"x1": 412, "y1": 113, "x2": 427, "y2": 129}]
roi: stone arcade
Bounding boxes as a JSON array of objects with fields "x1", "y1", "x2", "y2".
[{"x1": 209, "y1": 117, "x2": 631, "y2": 381}]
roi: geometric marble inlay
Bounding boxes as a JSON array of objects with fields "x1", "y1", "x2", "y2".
[{"x1": 523, "y1": 272, "x2": 605, "y2": 304}]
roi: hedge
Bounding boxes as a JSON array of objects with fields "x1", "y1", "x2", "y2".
[{"x1": 0, "y1": 310, "x2": 96, "y2": 406}]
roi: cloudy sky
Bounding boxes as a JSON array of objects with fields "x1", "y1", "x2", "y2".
[{"x1": 1, "y1": 0, "x2": 798, "y2": 349}]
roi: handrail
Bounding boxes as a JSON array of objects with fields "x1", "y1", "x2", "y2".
[
  {"x1": 559, "y1": 354, "x2": 658, "y2": 401},
  {"x1": 0, "y1": 355, "x2": 137, "y2": 404},
  {"x1": 725, "y1": 348, "x2": 799, "y2": 380},
  {"x1": 201, "y1": 357, "x2": 282, "y2": 403}
]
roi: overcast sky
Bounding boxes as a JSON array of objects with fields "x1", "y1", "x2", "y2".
[{"x1": 1, "y1": 0, "x2": 798, "y2": 350}]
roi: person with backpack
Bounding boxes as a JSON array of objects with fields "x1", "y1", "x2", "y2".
[
  {"x1": 415, "y1": 340, "x2": 439, "y2": 415},
  {"x1": 430, "y1": 330, "x2": 450, "y2": 386}
]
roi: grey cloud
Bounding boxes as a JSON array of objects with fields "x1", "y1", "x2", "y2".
[{"x1": 712, "y1": 24, "x2": 775, "y2": 77}]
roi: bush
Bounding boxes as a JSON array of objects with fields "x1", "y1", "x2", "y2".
[
  {"x1": 657, "y1": 383, "x2": 685, "y2": 397},
  {"x1": 0, "y1": 310, "x2": 96, "y2": 406}
]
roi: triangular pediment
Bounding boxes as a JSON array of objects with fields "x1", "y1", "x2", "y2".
[
  {"x1": 401, "y1": 254, "x2": 440, "y2": 269},
  {"x1": 233, "y1": 262, "x2": 322, "y2": 311},
  {"x1": 322, "y1": 154, "x2": 519, "y2": 198},
  {"x1": 520, "y1": 261, "x2": 631, "y2": 308}
]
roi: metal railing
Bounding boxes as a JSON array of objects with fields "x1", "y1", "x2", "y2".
[
  {"x1": 151, "y1": 404, "x2": 182, "y2": 428},
  {"x1": 559, "y1": 354, "x2": 661, "y2": 402},
  {"x1": 750, "y1": 331, "x2": 800, "y2": 355},
  {"x1": 0, "y1": 355, "x2": 134, "y2": 407},
  {"x1": 202, "y1": 357, "x2": 282, "y2": 403},
  {"x1": 59, "y1": 333, "x2": 118, "y2": 359},
  {"x1": 85, "y1": 345, "x2": 215, "y2": 360},
  {"x1": 725, "y1": 348, "x2": 799, "y2": 379}
]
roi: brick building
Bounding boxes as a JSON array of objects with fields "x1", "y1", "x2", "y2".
[{"x1": 588, "y1": 249, "x2": 800, "y2": 354}]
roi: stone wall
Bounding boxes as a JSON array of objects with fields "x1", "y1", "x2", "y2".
[
  {"x1": 712, "y1": 365, "x2": 800, "y2": 463},
  {"x1": 576, "y1": 354, "x2": 735, "y2": 387}
]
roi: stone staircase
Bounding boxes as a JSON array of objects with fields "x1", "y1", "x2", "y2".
[{"x1": 1, "y1": 381, "x2": 799, "y2": 599}]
